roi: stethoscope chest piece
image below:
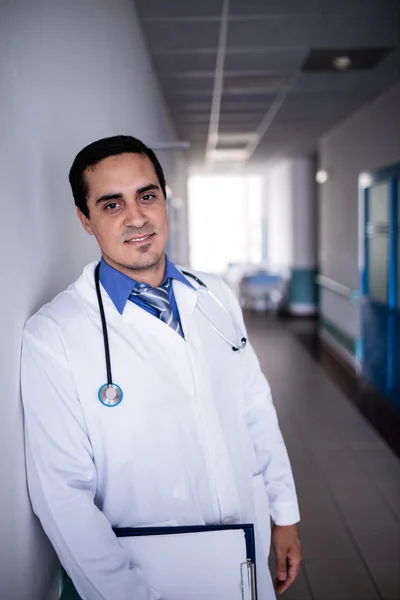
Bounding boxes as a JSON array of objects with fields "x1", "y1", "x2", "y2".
[{"x1": 98, "y1": 383, "x2": 123, "y2": 407}]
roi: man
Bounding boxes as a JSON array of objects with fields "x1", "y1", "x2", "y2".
[{"x1": 21, "y1": 135, "x2": 302, "y2": 600}]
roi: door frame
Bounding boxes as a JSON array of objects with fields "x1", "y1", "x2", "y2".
[{"x1": 360, "y1": 163, "x2": 400, "y2": 398}]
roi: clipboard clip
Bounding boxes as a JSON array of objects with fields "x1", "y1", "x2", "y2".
[{"x1": 240, "y1": 559, "x2": 256, "y2": 600}]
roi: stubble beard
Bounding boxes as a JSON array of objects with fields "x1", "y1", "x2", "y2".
[
  {"x1": 117, "y1": 243, "x2": 165, "y2": 275},
  {"x1": 131, "y1": 244, "x2": 163, "y2": 272}
]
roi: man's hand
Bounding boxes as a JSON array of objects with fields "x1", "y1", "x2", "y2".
[{"x1": 271, "y1": 523, "x2": 302, "y2": 595}]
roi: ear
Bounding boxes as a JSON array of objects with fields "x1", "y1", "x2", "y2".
[{"x1": 77, "y1": 207, "x2": 94, "y2": 235}]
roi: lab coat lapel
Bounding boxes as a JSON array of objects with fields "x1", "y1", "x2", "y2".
[
  {"x1": 76, "y1": 262, "x2": 195, "y2": 393},
  {"x1": 119, "y1": 280, "x2": 198, "y2": 340},
  {"x1": 172, "y1": 279, "x2": 198, "y2": 340}
]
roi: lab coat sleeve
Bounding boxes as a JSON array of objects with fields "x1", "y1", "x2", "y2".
[
  {"x1": 219, "y1": 281, "x2": 300, "y2": 526},
  {"x1": 21, "y1": 315, "x2": 160, "y2": 600}
]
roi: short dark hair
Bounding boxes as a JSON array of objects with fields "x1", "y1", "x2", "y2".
[{"x1": 69, "y1": 135, "x2": 167, "y2": 217}]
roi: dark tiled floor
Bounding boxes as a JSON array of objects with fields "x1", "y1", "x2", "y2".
[
  {"x1": 245, "y1": 312, "x2": 400, "y2": 600},
  {"x1": 291, "y1": 319, "x2": 400, "y2": 459}
]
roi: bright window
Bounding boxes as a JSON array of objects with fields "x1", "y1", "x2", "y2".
[{"x1": 188, "y1": 175, "x2": 262, "y2": 273}]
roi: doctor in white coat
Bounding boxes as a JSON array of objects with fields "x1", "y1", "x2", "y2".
[{"x1": 21, "y1": 135, "x2": 302, "y2": 600}]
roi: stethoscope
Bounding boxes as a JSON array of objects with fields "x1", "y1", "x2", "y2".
[{"x1": 94, "y1": 262, "x2": 247, "y2": 407}]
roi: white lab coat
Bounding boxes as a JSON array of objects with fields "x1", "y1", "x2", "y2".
[{"x1": 21, "y1": 261, "x2": 300, "y2": 600}]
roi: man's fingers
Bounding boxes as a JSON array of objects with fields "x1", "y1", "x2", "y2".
[
  {"x1": 272, "y1": 524, "x2": 303, "y2": 594},
  {"x1": 277, "y1": 560, "x2": 301, "y2": 594},
  {"x1": 274, "y1": 553, "x2": 302, "y2": 594},
  {"x1": 276, "y1": 554, "x2": 288, "y2": 581},
  {"x1": 276, "y1": 576, "x2": 293, "y2": 595},
  {"x1": 288, "y1": 557, "x2": 301, "y2": 579}
]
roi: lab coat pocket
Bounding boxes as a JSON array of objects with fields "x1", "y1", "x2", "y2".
[{"x1": 252, "y1": 473, "x2": 272, "y2": 558}]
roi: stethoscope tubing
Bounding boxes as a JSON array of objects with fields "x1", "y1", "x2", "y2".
[
  {"x1": 95, "y1": 263, "x2": 113, "y2": 386},
  {"x1": 94, "y1": 263, "x2": 247, "y2": 402},
  {"x1": 181, "y1": 272, "x2": 246, "y2": 352}
]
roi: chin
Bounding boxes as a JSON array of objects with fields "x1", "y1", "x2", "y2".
[{"x1": 123, "y1": 248, "x2": 164, "y2": 271}]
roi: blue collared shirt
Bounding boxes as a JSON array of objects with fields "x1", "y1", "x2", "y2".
[{"x1": 98, "y1": 256, "x2": 194, "y2": 333}]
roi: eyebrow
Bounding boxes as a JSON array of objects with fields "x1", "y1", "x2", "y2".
[
  {"x1": 95, "y1": 184, "x2": 160, "y2": 206},
  {"x1": 136, "y1": 183, "x2": 160, "y2": 195}
]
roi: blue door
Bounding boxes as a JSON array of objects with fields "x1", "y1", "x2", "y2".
[{"x1": 361, "y1": 165, "x2": 399, "y2": 409}]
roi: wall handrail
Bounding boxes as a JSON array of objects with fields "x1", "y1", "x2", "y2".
[{"x1": 316, "y1": 274, "x2": 360, "y2": 302}]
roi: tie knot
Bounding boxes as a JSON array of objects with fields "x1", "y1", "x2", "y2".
[
  {"x1": 131, "y1": 278, "x2": 170, "y2": 296},
  {"x1": 130, "y1": 279, "x2": 171, "y2": 314},
  {"x1": 128, "y1": 278, "x2": 183, "y2": 337}
]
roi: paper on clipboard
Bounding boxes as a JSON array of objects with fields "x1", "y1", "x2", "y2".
[{"x1": 118, "y1": 528, "x2": 254, "y2": 600}]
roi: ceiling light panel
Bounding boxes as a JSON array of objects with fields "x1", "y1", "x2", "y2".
[
  {"x1": 216, "y1": 133, "x2": 259, "y2": 149},
  {"x1": 207, "y1": 148, "x2": 250, "y2": 162},
  {"x1": 218, "y1": 132, "x2": 258, "y2": 143}
]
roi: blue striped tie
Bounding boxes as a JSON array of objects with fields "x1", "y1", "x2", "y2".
[{"x1": 131, "y1": 279, "x2": 183, "y2": 337}]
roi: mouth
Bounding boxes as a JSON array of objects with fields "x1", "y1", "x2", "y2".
[{"x1": 125, "y1": 233, "x2": 154, "y2": 246}]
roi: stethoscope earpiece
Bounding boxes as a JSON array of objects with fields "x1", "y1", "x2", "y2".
[{"x1": 232, "y1": 338, "x2": 247, "y2": 352}]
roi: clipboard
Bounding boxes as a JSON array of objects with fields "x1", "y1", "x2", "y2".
[{"x1": 61, "y1": 523, "x2": 257, "y2": 600}]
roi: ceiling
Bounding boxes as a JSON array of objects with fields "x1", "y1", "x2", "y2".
[{"x1": 134, "y1": 0, "x2": 400, "y2": 169}]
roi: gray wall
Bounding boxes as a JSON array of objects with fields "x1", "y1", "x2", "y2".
[
  {"x1": 0, "y1": 1, "x2": 187, "y2": 598},
  {"x1": 318, "y1": 82, "x2": 400, "y2": 358}
]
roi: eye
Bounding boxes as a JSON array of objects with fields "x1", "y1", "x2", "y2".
[
  {"x1": 140, "y1": 194, "x2": 156, "y2": 202},
  {"x1": 104, "y1": 202, "x2": 120, "y2": 211}
]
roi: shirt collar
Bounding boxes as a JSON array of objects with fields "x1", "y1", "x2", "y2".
[{"x1": 99, "y1": 255, "x2": 194, "y2": 314}]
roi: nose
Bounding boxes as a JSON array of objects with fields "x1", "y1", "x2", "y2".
[{"x1": 123, "y1": 199, "x2": 148, "y2": 230}]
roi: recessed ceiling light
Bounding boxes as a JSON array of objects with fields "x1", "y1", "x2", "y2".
[
  {"x1": 359, "y1": 172, "x2": 373, "y2": 189},
  {"x1": 333, "y1": 56, "x2": 352, "y2": 71},
  {"x1": 316, "y1": 170, "x2": 329, "y2": 184},
  {"x1": 302, "y1": 47, "x2": 393, "y2": 72}
]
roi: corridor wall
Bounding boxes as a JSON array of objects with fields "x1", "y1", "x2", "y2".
[
  {"x1": 0, "y1": 1, "x2": 187, "y2": 598},
  {"x1": 318, "y1": 82, "x2": 400, "y2": 365},
  {"x1": 265, "y1": 156, "x2": 318, "y2": 315}
]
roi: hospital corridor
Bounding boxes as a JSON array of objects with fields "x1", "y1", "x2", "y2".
[
  {"x1": 1, "y1": 1, "x2": 400, "y2": 600},
  {"x1": 247, "y1": 314, "x2": 400, "y2": 600}
]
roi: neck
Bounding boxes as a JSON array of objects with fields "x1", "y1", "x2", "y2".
[{"x1": 103, "y1": 253, "x2": 166, "y2": 287}]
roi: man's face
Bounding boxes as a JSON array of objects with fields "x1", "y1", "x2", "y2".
[{"x1": 78, "y1": 153, "x2": 168, "y2": 276}]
